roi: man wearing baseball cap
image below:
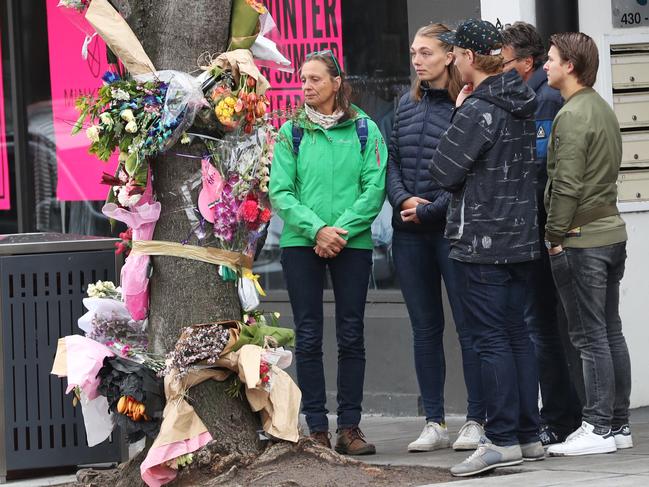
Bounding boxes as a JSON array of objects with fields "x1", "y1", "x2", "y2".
[{"x1": 430, "y1": 19, "x2": 543, "y2": 476}]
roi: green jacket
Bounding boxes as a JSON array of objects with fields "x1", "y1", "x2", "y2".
[
  {"x1": 544, "y1": 88, "x2": 626, "y2": 248},
  {"x1": 270, "y1": 106, "x2": 387, "y2": 249}
]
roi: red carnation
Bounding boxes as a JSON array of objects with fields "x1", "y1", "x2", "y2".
[
  {"x1": 240, "y1": 199, "x2": 260, "y2": 223},
  {"x1": 259, "y1": 207, "x2": 271, "y2": 223}
]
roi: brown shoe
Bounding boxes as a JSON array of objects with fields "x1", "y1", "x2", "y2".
[
  {"x1": 310, "y1": 431, "x2": 332, "y2": 448},
  {"x1": 335, "y1": 426, "x2": 376, "y2": 455}
]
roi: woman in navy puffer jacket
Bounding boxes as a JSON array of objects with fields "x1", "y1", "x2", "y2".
[{"x1": 387, "y1": 23, "x2": 485, "y2": 452}]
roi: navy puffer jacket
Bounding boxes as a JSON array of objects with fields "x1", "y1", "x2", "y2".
[{"x1": 386, "y1": 87, "x2": 455, "y2": 233}]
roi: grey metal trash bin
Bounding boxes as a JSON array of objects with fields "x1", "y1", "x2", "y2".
[{"x1": 0, "y1": 233, "x2": 126, "y2": 482}]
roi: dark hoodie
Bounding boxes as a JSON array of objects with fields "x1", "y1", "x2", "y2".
[{"x1": 429, "y1": 70, "x2": 540, "y2": 264}]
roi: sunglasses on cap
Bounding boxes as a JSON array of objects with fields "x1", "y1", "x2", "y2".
[{"x1": 306, "y1": 49, "x2": 342, "y2": 76}]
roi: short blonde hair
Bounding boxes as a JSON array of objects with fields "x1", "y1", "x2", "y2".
[{"x1": 473, "y1": 52, "x2": 504, "y2": 75}]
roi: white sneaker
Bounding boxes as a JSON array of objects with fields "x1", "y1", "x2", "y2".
[
  {"x1": 407, "y1": 421, "x2": 450, "y2": 452},
  {"x1": 453, "y1": 420, "x2": 484, "y2": 451},
  {"x1": 547, "y1": 421, "x2": 617, "y2": 456},
  {"x1": 612, "y1": 424, "x2": 633, "y2": 449}
]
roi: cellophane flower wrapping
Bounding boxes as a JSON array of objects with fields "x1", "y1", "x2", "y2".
[{"x1": 200, "y1": 125, "x2": 275, "y2": 258}]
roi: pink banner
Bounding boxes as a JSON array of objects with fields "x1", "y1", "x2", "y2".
[
  {"x1": 0, "y1": 25, "x2": 10, "y2": 210},
  {"x1": 45, "y1": 0, "x2": 117, "y2": 201},
  {"x1": 260, "y1": 0, "x2": 344, "y2": 118}
]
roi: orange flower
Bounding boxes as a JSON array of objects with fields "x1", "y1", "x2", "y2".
[{"x1": 245, "y1": 0, "x2": 266, "y2": 14}]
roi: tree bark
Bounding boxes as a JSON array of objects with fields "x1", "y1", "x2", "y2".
[{"x1": 116, "y1": 0, "x2": 263, "y2": 458}]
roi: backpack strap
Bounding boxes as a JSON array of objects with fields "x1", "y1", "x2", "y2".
[
  {"x1": 292, "y1": 119, "x2": 368, "y2": 155},
  {"x1": 291, "y1": 123, "x2": 303, "y2": 155},
  {"x1": 355, "y1": 118, "x2": 368, "y2": 153}
]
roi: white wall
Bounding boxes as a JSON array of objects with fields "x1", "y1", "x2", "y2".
[
  {"x1": 481, "y1": 0, "x2": 649, "y2": 408},
  {"x1": 480, "y1": 0, "x2": 535, "y2": 26},
  {"x1": 578, "y1": 0, "x2": 649, "y2": 102},
  {"x1": 620, "y1": 213, "x2": 649, "y2": 407}
]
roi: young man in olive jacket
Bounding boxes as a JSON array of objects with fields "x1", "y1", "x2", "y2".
[
  {"x1": 501, "y1": 22, "x2": 583, "y2": 447},
  {"x1": 430, "y1": 19, "x2": 543, "y2": 477},
  {"x1": 543, "y1": 32, "x2": 632, "y2": 457}
]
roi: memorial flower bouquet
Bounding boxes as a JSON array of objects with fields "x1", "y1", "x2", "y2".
[
  {"x1": 73, "y1": 72, "x2": 174, "y2": 187},
  {"x1": 209, "y1": 71, "x2": 270, "y2": 134},
  {"x1": 74, "y1": 70, "x2": 205, "y2": 208},
  {"x1": 200, "y1": 127, "x2": 274, "y2": 256}
]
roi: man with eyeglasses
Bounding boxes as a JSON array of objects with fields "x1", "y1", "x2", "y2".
[{"x1": 501, "y1": 22, "x2": 583, "y2": 449}]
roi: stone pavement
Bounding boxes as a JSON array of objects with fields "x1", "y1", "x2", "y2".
[{"x1": 360, "y1": 407, "x2": 649, "y2": 486}]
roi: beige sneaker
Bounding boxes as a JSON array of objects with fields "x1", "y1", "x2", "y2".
[
  {"x1": 453, "y1": 420, "x2": 484, "y2": 451},
  {"x1": 407, "y1": 422, "x2": 450, "y2": 452}
]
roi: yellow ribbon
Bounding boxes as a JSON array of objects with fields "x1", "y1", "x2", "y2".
[
  {"x1": 242, "y1": 269, "x2": 266, "y2": 297},
  {"x1": 132, "y1": 240, "x2": 253, "y2": 271}
]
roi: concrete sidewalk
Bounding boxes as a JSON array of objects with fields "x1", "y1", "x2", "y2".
[
  {"x1": 5, "y1": 408, "x2": 648, "y2": 486},
  {"x1": 360, "y1": 407, "x2": 649, "y2": 486}
]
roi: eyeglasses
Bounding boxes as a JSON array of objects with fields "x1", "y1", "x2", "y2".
[
  {"x1": 306, "y1": 49, "x2": 342, "y2": 76},
  {"x1": 503, "y1": 57, "x2": 521, "y2": 67}
]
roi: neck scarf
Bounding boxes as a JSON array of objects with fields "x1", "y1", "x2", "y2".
[{"x1": 304, "y1": 103, "x2": 344, "y2": 129}]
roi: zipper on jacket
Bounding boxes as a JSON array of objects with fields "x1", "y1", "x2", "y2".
[{"x1": 414, "y1": 94, "x2": 430, "y2": 195}]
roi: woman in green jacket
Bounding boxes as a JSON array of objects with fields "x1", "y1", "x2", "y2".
[{"x1": 270, "y1": 51, "x2": 387, "y2": 455}]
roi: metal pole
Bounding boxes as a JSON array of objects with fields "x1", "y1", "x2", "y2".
[{"x1": 535, "y1": 0, "x2": 580, "y2": 47}]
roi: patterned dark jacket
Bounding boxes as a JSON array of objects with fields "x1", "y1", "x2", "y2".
[
  {"x1": 429, "y1": 70, "x2": 540, "y2": 264},
  {"x1": 386, "y1": 87, "x2": 454, "y2": 233}
]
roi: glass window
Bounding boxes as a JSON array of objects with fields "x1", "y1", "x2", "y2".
[{"x1": 254, "y1": 0, "x2": 410, "y2": 290}]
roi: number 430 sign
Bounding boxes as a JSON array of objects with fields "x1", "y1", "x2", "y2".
[{"x1": 612, "y1": 0, "x2": 649, "y2": 28}]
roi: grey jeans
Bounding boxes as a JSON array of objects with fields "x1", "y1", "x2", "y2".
[{"x1": 549, "y1": 242, "x2": 631, "y2": 433}]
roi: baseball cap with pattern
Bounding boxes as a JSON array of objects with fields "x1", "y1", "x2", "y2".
[{"x1": 437, "y1": 19, "x2": 503, "y2": 55}]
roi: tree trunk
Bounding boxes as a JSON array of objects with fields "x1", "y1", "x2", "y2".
[{"x1": 116, "y1": 0, "x2": 263, "y2": 458}]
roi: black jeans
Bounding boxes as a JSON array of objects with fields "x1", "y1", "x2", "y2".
[
  {"x1": 525, "y1": 248, "x2": 583, "y2": 432},
  {"x1": 550, "y1": 243, "x2": 632, "y2": 432},
  {"x1": 456, "y1": 261, "x2": 540, "y2": 446},
  {"x1": 281, "y1": 246, "x2": 372, "y2": 433},
  {"x1": 392, "y1": 230, "x2": 485, "y2": 424}
]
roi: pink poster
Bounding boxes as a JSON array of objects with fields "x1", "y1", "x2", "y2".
[
  {"x1": 260, "y1": 0, "x2": 344, "y2": 118},
  {"x1": 0, "y1": 26, "x2": 9, "y2": 210},
  {"x1": 45, "y1": 0, "x2": 118, "y2": 201}
]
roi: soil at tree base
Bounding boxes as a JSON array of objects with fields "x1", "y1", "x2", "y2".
[{"x1": 64, "y1": 450, "x2": 518, "y2": 486}]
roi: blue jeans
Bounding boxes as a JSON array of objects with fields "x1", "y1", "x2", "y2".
[
  {"x1": 456, "y1": 261, "x2": 540, "y2": 446},
  {"x1": 525, "y1": 250, "x2": 583, "y2": 432},
  {"x1": 392, "y1": 230, "x2": 485, "y2": 424},
  {"x1": 281, "y1": 246, "x2": 373, "y2": 433},
  {"x1": 550, "y1": 243, "x2": 631, "y2": 432}
]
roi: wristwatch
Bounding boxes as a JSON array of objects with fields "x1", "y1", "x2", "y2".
[{"x1": 544, "y1": 240, "x2": 561, "y2": 250}]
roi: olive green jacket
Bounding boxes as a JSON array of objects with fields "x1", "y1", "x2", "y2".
[{"x1": 544, "y1": 88, "x2": 626, "y2": 247}]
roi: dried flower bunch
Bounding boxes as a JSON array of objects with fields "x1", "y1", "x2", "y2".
[
  {"x1": 87, "y1": 313, "x2": 148, "y2": 351},
  {"x1": 165, "y1": 324, "x2": 231, "y2": 378}
]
